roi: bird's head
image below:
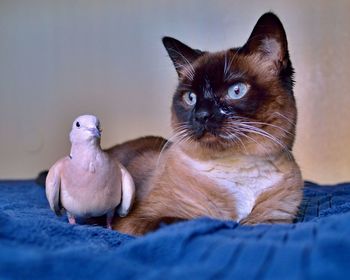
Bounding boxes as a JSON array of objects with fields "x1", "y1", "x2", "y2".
[{"x1": 69, "y1": 115, "x2": 102, "y2": 145}]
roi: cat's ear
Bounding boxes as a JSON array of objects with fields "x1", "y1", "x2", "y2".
[
  {"x1": 162, "y1": 36, "x2": 203, "y2": 78},
  {"x1": 243, "y1": 12, "x2": 290, "y2": 74}
]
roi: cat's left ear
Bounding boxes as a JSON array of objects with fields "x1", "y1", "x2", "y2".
[
  {"x1": 162, "y1": 36, "x2": 204, "y2": 78},
  {"x1": 243, "y1": 12, "x2": 290, "y2": 74}
]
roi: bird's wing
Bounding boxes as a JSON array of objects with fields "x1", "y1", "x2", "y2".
[
  {"x1": 117, "y1": 164, "x2": 135, "y2": 217},
  {"x1": 45, "y1": 160, "x2": 63, "y2": 216}
]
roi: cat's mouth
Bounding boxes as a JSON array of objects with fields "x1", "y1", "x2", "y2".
[
  {"x1": 192, "y1": 126, "x2": 222, "y2": 143},
  {"x1": 189, "y1": 129, "x2": 233, "y2": 151},
  {"x1": 196, "y1": 131, "x2": 217, "y2": 141},
  {"x1": 191, "y1": 122, "x2": 245, "y2": 149}
]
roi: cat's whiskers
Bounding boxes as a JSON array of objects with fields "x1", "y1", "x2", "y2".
[
  {"x1": 175, "y1": 128, "x2": 194, "y2": 147},
  {"x1": 219, "y1": 127, "x2": 248, "y2": 154},
  {"x1": 155, "y1": 133, "x2": 179, "y2": 169},
  {"x1": 225, "y1": 114, "x2": 294, "y2": 138},
  {"x1": 223, "y1": 46, "x2": 244, "y2": 82},
  {"x1": 173, "y1": 125, "x2": 193, "y2": 146},
  {"x1": 236, "y1": 124, "x2": 287, "y2": 149},
  {"x1": 223, "y1": 52, "x2": 230, "y2": 78},
  {"x1": 235, "y1": 125, "x2": 293, "y2": 160},
  {"x1": 156, "y1": 124, "x2": 193, "y2": 169},
  {"x1": 232, "y1": 129, "x2": 276, "y2": 162},
  {"x1": 221, "y1": 122, "x2": 275, "y2": 161},
  {"x1": 273, "y1": 111, "x2": 296, "y2": 126},
  {"x1": 222, "y1": 116, "x2": 293, "y2": 160},
  {"x1": 239, "y1": 121, "x2": 294, "y2": 137}
]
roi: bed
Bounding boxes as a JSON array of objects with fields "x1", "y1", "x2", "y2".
[{"x1": 0, "y1": 180, "x2": 349, "y2": 279}]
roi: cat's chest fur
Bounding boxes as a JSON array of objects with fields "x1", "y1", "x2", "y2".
[{"x1": 178, "y1": 152, "x2": 284, "y2": 221}]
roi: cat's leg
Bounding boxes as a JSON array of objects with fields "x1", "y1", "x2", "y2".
[
  {"x1": 112, "y1": 199, "x2": 176, "y2": 236},
  {"x1": 113, "y1": 182, "x2": 236, "y2": 235},
  {"x1": 240, "y1": 177, "x2": 303, "y2": 225},
  {"x1": 112, "y1": 191, "x2": 208, "y2": 235},
  {"x1": 112, "y1": 198, "x2": 158, "y2": 235}
]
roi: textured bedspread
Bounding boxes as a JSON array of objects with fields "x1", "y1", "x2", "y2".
[{"x1": 1, "y1": 180, "x2": 350, "y2": 279}]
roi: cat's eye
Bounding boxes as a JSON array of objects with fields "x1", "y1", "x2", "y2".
[
  {"x1": 228, "y1": 83, "x2": 249, "y2": 100},
  {"x1": 76, "y1": 122, "x2": 80, "y2": 128},
  {"x1": 183, "y1": 92, "x2": 197, "y2": 106}
]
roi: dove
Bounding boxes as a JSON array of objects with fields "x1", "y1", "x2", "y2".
[{"x1": 45, "y1": 115, "x2": 135, "y2": 229}]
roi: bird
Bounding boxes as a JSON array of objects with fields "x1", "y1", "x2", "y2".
[{"x1": 45, "y1": 114, "x2": 135, "y2": 229}]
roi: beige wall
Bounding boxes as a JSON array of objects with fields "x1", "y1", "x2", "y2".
[{"x1": 0, "y1": 0, "x2": 349, "y2": 183}]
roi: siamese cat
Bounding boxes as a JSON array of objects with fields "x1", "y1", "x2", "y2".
[{"x1": 107, "y1": 12, "x2": 303, "y2": 235}]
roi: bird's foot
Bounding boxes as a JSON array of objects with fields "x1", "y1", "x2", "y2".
[
  {"x1": 67, "y1": 213, "x2": 76, "y2": 225},
  {"x1": 106, "y1": 210, "x2": 114, "y2": 230}
]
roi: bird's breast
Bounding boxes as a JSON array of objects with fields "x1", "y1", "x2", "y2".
[{"x1": 60, "y1": 160, "x2": 122, "y2": 217}]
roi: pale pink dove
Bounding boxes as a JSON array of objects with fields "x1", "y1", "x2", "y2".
[{"x1": 45, "y1": 115, "x2": 135, "y2": 229}]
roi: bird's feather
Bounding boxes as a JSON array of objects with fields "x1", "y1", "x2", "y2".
[
  {"x1": 45, "y1": 160, "x2": 63, "y2": 216},
  {"x1": 117, "y1": 164, "x2": 135, "y2": 217}
]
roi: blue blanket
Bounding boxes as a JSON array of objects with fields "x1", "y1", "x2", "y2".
[{"x1": 1, "y1": 180, "x2": 350, "y2": 279}]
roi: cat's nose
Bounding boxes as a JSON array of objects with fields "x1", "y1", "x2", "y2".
[{"x1": 195, "y1": 110, "x2": 210, "y2": 124}]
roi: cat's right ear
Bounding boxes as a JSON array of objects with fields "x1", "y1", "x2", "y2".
[
  {"x1": 162, "y1": 37, "x2": 203, "y2": 79},
  {"x1": 243, "y1": 12, "x2": 290, "y2": 75}
]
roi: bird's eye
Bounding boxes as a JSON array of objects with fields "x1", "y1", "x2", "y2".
[
  {"x1": 76, "y1": 122, "x2": 80, "y2": 128},
  {"x1": 183, "y1": 92, "x2": 197, "y2": 106},
  {"x1": 228, "y1": 83, "x2": 249, "y2": 100}
]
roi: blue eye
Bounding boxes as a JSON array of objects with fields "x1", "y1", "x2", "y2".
[
  {"x1": 183, "y1": 92, "x2": 197, "y2": 106},
  {"x1": 228, "y1": 83, "x2": 249, "y2": 99}
]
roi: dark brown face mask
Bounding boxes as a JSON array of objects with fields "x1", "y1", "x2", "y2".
[{"x1": 163, "y1": 12, "x2": 296, "y2": 154}]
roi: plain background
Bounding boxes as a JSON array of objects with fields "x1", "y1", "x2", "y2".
[{"x1": 0, "y1": 0, "x2": 349, "y2": 183}]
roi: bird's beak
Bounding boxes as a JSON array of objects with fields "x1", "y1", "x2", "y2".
[{"x1": 90, "y1": 127, "x2": 101, "y2": 138}]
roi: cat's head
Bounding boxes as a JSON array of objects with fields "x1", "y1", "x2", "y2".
[{"x1": 163, "y1": 12, "x2": 297, "y2": 157}]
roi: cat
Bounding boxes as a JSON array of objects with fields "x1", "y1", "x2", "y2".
[{"x1": 107, "y1": 12, "x2": 303, "y2": 235}]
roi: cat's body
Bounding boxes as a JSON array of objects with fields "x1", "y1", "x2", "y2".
[
  {"x1": 108, "y1": 12, "x2": 303, "y2": 235},
  {"x1": 108, "y1": 139, "x2": 301, "y2": 235}
]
